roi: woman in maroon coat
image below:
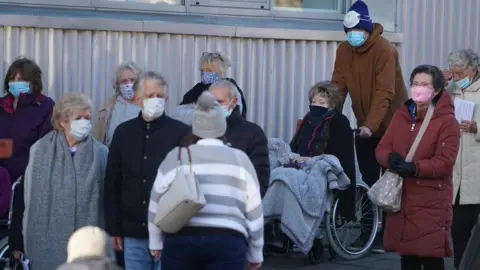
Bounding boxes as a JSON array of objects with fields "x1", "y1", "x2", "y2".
[{"x1": 376, "y1": 65, "x2": 460, "y2": 270}]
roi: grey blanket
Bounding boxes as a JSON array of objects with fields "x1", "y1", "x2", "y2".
[
  {"x1": 23, "y1": 131, "x2": 108, "y2": 270},
  {"x1": 263, "y1": 138, "x2": 351, "y2": 254}
]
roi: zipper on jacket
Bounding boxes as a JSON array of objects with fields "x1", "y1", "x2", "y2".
[
  {"x1": 410, "y1": 123, "x2": 415, "y2": 131},
  {"x1": 441, "y1": 142, "x2": 445, "y2": 152}
]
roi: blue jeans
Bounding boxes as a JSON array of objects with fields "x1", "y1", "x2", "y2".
[
  {"x1": 124, "y1": 237, "x2": 161, "y2": 270},
  {"x1": 161, "y1": 234, "x2": 247, "y2": 270}
]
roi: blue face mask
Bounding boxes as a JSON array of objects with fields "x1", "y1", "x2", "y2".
[
  {"x1": 201, "y1": 72, "x2": 219, "y2": 84},
  {"x1": 456, "y1": 76, "x2": 472, "y2": 89},
  {"x1": 8, "y1": 81, "x2": 30, "y2": 97},
  {"x1": 347, "y1": 31, "x2": 366, "y2": 47}
]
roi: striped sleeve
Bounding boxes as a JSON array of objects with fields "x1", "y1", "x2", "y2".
[
  {"x1": 148, "y1": 153, "x2": 177, "y2": 251},
  {"x1": 241, "y1": 151, "x2": 264, "y2": 263}
]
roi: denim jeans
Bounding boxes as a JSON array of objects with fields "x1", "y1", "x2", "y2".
[
  {"x1": 124, "y1": 237, "x2": 161, "y2": 270},
  {"x1": 161, "y1": 234, "x2": 247, "y2": 270}
]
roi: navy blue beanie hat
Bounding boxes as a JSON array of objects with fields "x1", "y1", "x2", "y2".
[{"x1": 343, "y1": 0, "x2": 373, "y2": 33}]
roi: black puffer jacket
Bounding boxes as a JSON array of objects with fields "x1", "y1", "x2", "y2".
[
  {"x1": 225, "y1": 107, "x2": 269, "y2": 196},
  {"x1": 180, "y1": 78, "x2": 248, "y2": 118}
]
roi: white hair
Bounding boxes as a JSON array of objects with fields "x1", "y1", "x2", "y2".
[
  {"x1": 199, "y1": 52, "x2": 232, "y2": 74},
  {"x1": 112, "y1": 61, "x2": 143, "y2": 93},
  {"x1": 447, "y1": 49, "x2": 479, "y2": 69},
  {"x1": 133, "y1": 71, "x2": 168, "y2": 98},
  {"x1": 209, "y1": 79, "x2": 237, "y2": 100},
  {"x1": 52, "y1": 92, "x2": 92, "y2": 130}
]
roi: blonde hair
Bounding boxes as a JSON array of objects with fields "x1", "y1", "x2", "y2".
[
  {"x1": 111, "y1": 61, "x2": 143, "y2": 93},
  {"x1": 308, "y1": 81, "x2": 342, "y2": 109},
  {"x1": 67, "y1": 226, "x2": 115, "y2": 263},
  {"x1": 51, "y1": 92, "x2": 92, "y2": 130},
  {"x1": 199, "y1": 52, "x2": 232, "y2": 74},
  {"x1": 133, "y1": 71, "x2": 168, "y2": 98}
]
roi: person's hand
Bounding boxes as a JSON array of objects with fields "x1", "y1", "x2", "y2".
[
  {"x1": 396, "y1": 162, "x2": 416, "y2": 178},
  {"x1": 112, "y1": 236, "x2": 123, "y2": 251},
  {"x1": 460, "y1": 120, "x2": 477, "y2": 133},
  {"x1": 443, "y1": 69, "x2": 453, "y2": 82},
  {"x1": 358, "y1": 126, "x2": 372, "y2": 138},
  {"x1": 295, "y1": 156, "x2": 310, "y2": 162},
  {"x1": 388, "y1": 152, "x2": 403, "y2": 172},
  {"x1": 246, "y1": 262, "x2": 262, "y2": 270},
  {"x1": 150, "y1": 250, "x2": 161, "y2": 261},
  {"x1": 12, "y1": 250, "x2": 22, "y2": 260}
]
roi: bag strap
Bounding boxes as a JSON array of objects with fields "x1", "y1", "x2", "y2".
[
  {"x1": 405, "y1": 103, "x2": 434, "y2": 162},
  {"x1": 177, "y1": 147, "x2": 193, "y2": 172}
]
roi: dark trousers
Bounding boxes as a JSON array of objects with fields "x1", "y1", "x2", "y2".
[
  {"x1": 452, "y1": 196, "x2": 480, "y2": 268},
  {"x1": 161, "y1": 234, "x2": 247, "y2": 270},
  {"x1": 115, "y1": 251, "x2": 125, "y2": 267},
  {"x1": 355, "y1": 137, "x2": 385, "y2": 240},
  {"x1": 401, "y1": 256, "x2": 444, "y2": 270}
]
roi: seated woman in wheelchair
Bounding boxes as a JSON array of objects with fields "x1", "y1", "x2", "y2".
[{"x1": 289, "y1": 81, "x2": 356, "y2": 221}]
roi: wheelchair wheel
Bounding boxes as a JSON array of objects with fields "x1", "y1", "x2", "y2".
[{"x1": 325, "y1": 180, "x2": 380, "y2": 260}]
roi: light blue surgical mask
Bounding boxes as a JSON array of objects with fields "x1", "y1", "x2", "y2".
[
  {"x1": 8, "y1": 81, "x2": 30, "y2": 97},
  {"x1": 347, "y1": 31, "x2": 366, "y2": 47},
  {"x1": 221, "y1": 105, "x2": 233, "y2": 118},
  {"x1": 456, "y1": 76, "x2": 472, "y2": 90},
  {"x1": 201, "y1": 72, "x2": 219, "y2": 84}
]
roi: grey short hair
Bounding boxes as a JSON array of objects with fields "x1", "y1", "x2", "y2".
[
  {"x1": 308, "y1": 81, "x2": 341, "y2": 109},
  {"x1": 447, "y1": 49, "x2": 480, "y2": 69},
  {"x1": 209, "y1": 79, "x2": 237, "y2": 100},
  {"x1": 133, "y1": 71, "x2": 168, "y2": 98},
  {"x1": 112, "y1": 61, "x2": 143, "y2": 93},
  {"x1": 52, "y1": 92, "x2": 92, "y2": 130},
  {"x1": 199, "y1": 52, "x2": 232, "y2": 74}
]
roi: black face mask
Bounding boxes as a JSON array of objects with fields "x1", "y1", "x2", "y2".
[{"x1": 309, "y1": 105, "x2": 329, "y2": 117}]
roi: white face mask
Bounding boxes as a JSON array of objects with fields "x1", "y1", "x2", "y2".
[
  {"x1": 142, "y1": 97, "x2": 165, "y2": 120},
  {"x1": 70, "y1": 119, "x2": 92, "y2": 142}
]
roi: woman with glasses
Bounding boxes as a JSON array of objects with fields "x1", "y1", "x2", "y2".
[{"x1": 173, "y1": 52, "x2": 247, "y2": 123}]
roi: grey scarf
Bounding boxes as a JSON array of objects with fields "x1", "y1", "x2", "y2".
[{"x1": 24, "y1": 131, "x2": 107, "y2": 270}]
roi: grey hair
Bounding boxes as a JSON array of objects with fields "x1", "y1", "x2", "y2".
[
  {"x1": 51, "y1": 92, "x2": 92, "y2": 130},
  {"x1": 199, "y1": 52, "x2": 232, "y2": 74},
  {"x1": 209, "y1": 79, "x2": 237, "y2": 100},
  {"x1": 112, "y1": 61, "x2": 143, "y2": 93},
  {"x1": 308, "y1": 81, "x2": 342, "y2": 109},
  {"x1": 133, "y1": 71, "x2": 168, "y2": 98},
  {"x1": 447, "y1": 49, "x2": 480, "y2": 69}
]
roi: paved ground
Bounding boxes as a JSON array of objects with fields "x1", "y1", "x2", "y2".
[{"x1": 263, "y1": 252, "x2": 455, "y2": 270}]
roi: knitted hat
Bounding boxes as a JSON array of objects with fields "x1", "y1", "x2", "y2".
[
  {"x1": 343, "y1": 0, "x2": 373, "y2": 33},
  {"x1": 192, "y1": 91, "x2": 226, "y2": 139},
  {"x1": 66, "y1": 226, "x2": 115, "y2": 263}
]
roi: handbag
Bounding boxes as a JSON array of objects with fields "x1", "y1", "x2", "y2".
[
  {"x1": 154, "y1": 146, "x2": 206, "y2": 233},
  {"x1": 0, "y1": 139, "x2": 13, "y2": 159},
  {"x1": 367, "y1": 103, "x2": 434, "y2": 213}
]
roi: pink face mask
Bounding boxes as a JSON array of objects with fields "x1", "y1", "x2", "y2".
[{"x1": 411, "y1": 86, "x2": 435, "y2": 104}]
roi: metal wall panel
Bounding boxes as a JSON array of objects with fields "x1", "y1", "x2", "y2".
[
  {"x1": 397, "y1": 0, "x2": 480, "y2": 81},
  {"x1": 1, "y1": 26, "x2": 395, "y2": 141}
]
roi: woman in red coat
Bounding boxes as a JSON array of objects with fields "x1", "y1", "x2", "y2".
[{"x1": 376, "y1": 65, "x2": 460, "y2": 270}]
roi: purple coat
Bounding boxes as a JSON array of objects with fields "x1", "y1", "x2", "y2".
[{"x1": 0, "y1": 93, "x2": 55, "y2": 182}]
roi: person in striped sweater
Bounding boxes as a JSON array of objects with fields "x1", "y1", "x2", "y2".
[{"x1": 148, "y1": 91, "x2": 264, "y2": 270}]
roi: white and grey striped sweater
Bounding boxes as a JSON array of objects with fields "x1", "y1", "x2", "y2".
[{"x1": 148, "y1": 138, "x2": 264, "y2": 263}]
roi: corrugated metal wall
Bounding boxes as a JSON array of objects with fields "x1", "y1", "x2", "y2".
[
  {"x1": 0, "y1": 26, "x2": 380, "y2": 141},
  {"x1": 397, "y1": 0, "x2": 480, "y2": 80}
]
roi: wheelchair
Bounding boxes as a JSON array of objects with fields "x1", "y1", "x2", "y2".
[
  {"x1": 264, "y1": 126, "x2": 381, "y2": 265},
  {"x1": 0, "y1": 178, "x2": 22, "y2": 266}
]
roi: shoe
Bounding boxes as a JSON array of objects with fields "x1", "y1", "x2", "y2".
[{"x1": 371, "y1": 236, "x2": 385, "y2": 254}]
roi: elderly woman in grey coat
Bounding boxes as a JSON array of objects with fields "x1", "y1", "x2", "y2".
[
  {"x1": 10, "y1": 92, "x2": 108, "y2": 270},
  {"x1": 93, "y1": 61, "x2": 142, "y2": 146},
  {"x1": 444, "y1": 49, "x2": 480, "y2": 269}
]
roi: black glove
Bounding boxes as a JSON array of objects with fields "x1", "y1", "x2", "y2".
[
  {"x1": 388, "y1": 152, "x2": 403, "y2": 172},
  {"x1": 396, "y1": 162, "x2": 417, "y2": 178}
]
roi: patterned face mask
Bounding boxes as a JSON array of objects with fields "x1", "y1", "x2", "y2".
[
  {"x1": 201, "y1": 72, "x2": 219, "y2": 84},
  {"x1": 120, "y1": 83, "x2": 134, "y2": 100}
]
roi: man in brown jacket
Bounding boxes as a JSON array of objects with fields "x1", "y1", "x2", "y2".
[{"x1": 331, "y1": 0, "x2": 408, "y2": 252}]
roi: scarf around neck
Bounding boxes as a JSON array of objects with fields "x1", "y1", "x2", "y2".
[{"x1": 23, "y1": 130, "x2": 107, "y2": 270}]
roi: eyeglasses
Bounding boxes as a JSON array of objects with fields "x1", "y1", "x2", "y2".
[{"x1": 202, "y1": 52, "x2": 223, "y2": 61}]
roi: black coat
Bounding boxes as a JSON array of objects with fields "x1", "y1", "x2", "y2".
[
  {"x1": 180, "y1": 78, "x2": 248, "y2": 119},
  {"x1": 226, "y1": 107, "x2": 269, "y2": 196},
  {"x1": 104, "y1": 113, "x2": 189, "y2": 238},
  {"x1": 290, "y1": 110, "x2": 356, "y2": 221}
]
